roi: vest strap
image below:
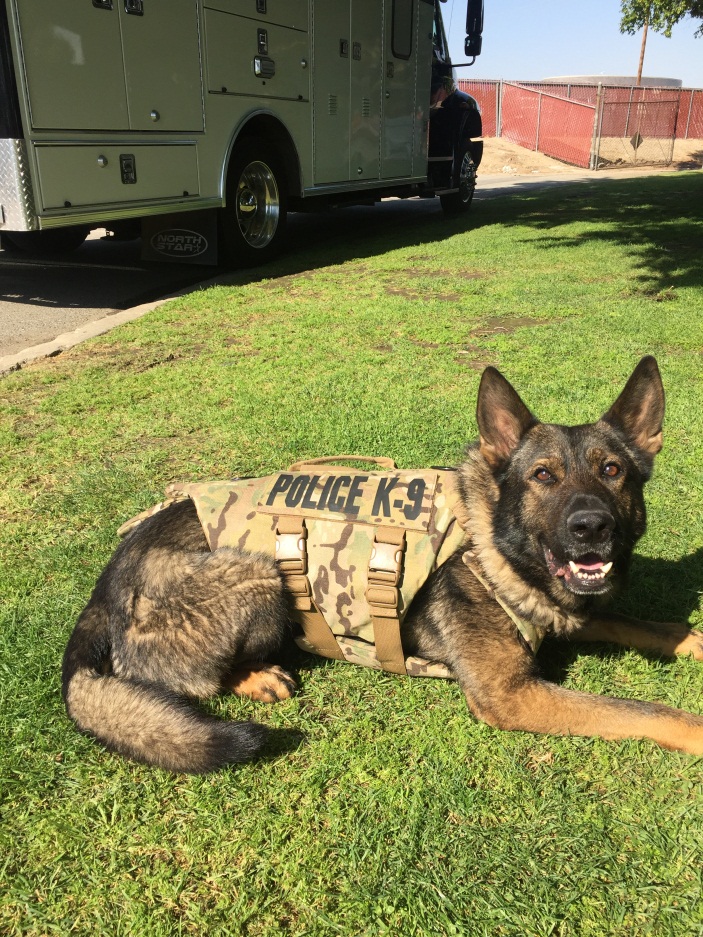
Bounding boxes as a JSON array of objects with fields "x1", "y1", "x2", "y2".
[
  {"x1": 462, "y1": 550, "x2": 546, "y2": 654},
  {"x1": 275, "y1": 516, "x2": 345, "y2": 661},
  {"x1": 367, "y1": 527, "x2": 407, "y2": 675},
  {"x1": 288, "y1": 454, "x2": 398, "y2": 472}
]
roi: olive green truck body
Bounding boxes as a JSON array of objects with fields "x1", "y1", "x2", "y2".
[{"x1": 0, "y1": 0, "x2": 483, "y2": 263}]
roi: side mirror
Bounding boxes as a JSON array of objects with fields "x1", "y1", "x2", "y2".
[
  {"x1": 465, "y1": 0, "x2": 483, "y2": 57},
  {"x1": 466, "y1": 0, "x2": 483, "y2": 35},
  {"x1": 465, "y1": 35, "x2": 482, "y2": 57}
]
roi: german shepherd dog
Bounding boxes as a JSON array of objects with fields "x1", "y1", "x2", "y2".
[{"x1": 62, "y1": 356, "x2": 703, "y2": 773}]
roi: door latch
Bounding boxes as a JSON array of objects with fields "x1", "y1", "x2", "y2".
[
  {"x1": 119, "y1": 154, "x2": 137, "y2": 184},
  {"x1": 254, "y1": 56, "x2": 275, "y2": 79}
]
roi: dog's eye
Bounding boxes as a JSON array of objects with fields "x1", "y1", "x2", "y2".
[
  {"x1": 603, "y1": 463, "x2": 621, "y2": 478},
  {"x1": 534, "y1": 467, "x2": 553, "y2": 483}
]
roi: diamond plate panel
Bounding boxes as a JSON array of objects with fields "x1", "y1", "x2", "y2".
[{"x1": 0, "y1": 139, "x2": 38, "y2": 230}]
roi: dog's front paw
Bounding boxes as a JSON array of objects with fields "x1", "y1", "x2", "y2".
[
  {"x1": 674, "y1": 629, "x2": 703, "y2": 661},
  {"x1": 226, "y1": 663, "x2": 298, "y2": 702}
]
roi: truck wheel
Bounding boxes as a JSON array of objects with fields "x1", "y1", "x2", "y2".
[
  {"x1": 220, "y1": 141, "x2": 287, "y2": 267},
  {"x1": 1, "y1": 226, "x2": 89, "y2": 255},
  {"x1": 440, "y1": 144, "x2": 477, "y2": 216}
]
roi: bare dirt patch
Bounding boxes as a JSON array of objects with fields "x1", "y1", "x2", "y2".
[
  {"x1": 479, "y1": 137, "x2": 703, "y2": 175},
  {"x1": 385, "y1": 287, "x2": 462, "y2": 302},
  {"x1": 479, "y1": 139, "x2": 583, "y2": 176},
  {"x1": 261, "y1": 272, "x2": 314, "y2": 291},
  {"x1": 397, "y1": 267, "x2": 487, "y2": 280},
  {"x1": 408, "y1": 338, "x2": 440, "y2": 349},
  {"x1": 672, "y1": 139, "x2": 703, "y2": 169},
  {"x1": 454, "y1": 347, "x2": 495, "y2": 370},
  {"x1": 471, "y1": 316, "x2": 553, "y2": 336}
]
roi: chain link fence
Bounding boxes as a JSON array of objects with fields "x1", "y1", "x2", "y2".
[
  {"x1": 458, "y1": 79, "x2": 702, "y2": 170},
  {"x1": 457, "y1": 79, "x2": 501, "y2": 137},
  {"x1": 677, "y1": 89, "x2": 703, "y2": 138},
  {"x1": 596, "y1": 95, "x2": 679, "y2": 168},
  {"x1": 499, "y1": 83, "x2": 596, "y2": 168}
]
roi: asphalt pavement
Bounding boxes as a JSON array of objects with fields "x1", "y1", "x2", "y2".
[{"x1": 0, "y1": 231, "x2": 211, "y2": 360}]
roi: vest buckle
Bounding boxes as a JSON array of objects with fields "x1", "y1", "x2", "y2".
[
  {"x1": 368, "y1": 534, "x2": 406, "y2": 586},
  {"x1": 275, "y1": 520, "x2": 308, "y2": 574},
  {"x1": 366, "y1": 529, "x2": 406, "y2": 616}
]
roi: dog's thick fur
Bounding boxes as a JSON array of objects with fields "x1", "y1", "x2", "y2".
[{"x1": 62, "y1": 356, "x2": 703, "y2": 772}]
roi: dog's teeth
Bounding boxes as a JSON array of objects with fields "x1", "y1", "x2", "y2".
[
  {"x1": 575, "y1": 568, "x2": 608, "y2": 581},
  {"x1": 569, "y1": 559, "x2": 612, "y2": 582}
]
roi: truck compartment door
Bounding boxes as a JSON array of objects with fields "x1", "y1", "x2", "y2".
[
  {"x1": 313, "y1": 0, "x2": 382, "y2": 185},
  {"x1": 381, "y1": 0, "x2": 414, "y2": 179},
  {"x1": 204, "y1": 7, "x2": 309, "y2": 102},
  {"x1": 381, "y1": 0, "x2": 427, "y2": 180},
  {"x1": 16, "y1": 0, "x2": 129, "y2": 131},
  {"x1": 35, "y1": 144, "x2": 199, "y2": 209},
  {"x1": 120, "y1": 0, "x2": 204, "y2": 132},
  {"x1": 349, "y1": 0, "x2": 382, "y2": 181},
  {"x1": 312, "y1": 0, "x2": 351, "y2": 184}
]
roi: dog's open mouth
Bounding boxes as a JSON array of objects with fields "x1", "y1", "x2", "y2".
[{"x1": 544, "y1": 547, "x2": 613, "y2": 593}]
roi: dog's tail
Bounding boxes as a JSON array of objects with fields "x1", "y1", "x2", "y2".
[{"x1": 61, "y1": 601, "x2": 269, "y2": 774}]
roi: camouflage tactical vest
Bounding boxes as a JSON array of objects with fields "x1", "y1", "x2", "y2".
[{"x1": 119, "y1": 457, "x2": 469, "y2": 678}]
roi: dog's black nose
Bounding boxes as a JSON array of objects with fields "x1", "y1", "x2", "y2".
[{"x1": 567, "y1": 509, "x2": 615, "y2": 544}]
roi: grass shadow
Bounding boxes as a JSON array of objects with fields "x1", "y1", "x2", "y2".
[
  {"x1": 494, "y1": 173, "x2": 703, "y2": 294},
  {"x1": 3, "y1": 173, "x2": 700, "y2": 314},
  {"x1": 209, "y1": 172, "x2": 703, "y2": 297},
  {"x1": 258, "y1": 726, "x2": 306, "y2": 761}
]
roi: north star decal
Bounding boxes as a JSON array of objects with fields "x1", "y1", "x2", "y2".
[{"x1": 263, "y1": 473, "x2": 429, "y2": 522}]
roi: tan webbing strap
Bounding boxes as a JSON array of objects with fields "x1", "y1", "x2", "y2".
[
  {"x1": 462, "y1": 551, "x2": 546, "y2": 654},
  {"x1": 288, "y1": 454, "x2": 398, "y2": 472},
  {"x1": 275, "y1": 516, "x2": 344, "y2": 661},
  {"x1": 366, "y1": 527, "x2": 407, "y2": 676}
]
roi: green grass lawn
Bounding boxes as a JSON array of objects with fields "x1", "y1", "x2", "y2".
[{"x1": 1, "y1": 173, "x2": 703, "y2": 936}]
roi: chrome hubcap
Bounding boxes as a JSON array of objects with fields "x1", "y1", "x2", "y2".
[
  {"x1": 235, "y1": 160, "x2": 280, "y2": 248},
  {"x1": 458, "y1": 153, "x2": 477, "y2": 203}
]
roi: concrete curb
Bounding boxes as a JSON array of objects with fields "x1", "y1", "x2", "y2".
[
  {"x1": 0, "y1": 278, "x2": 222, "y2": 376},
  {"x1": 0, "y1": 299, "x2": 168, "y2": 375}
]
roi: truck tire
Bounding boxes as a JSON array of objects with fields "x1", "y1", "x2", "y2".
[
  {"x1": 440, "y1": 143, "x2": 477, "y2": 217},
  {"x1": 1, "y1": 226, "x2": 89, "y2": 255},
  {"x1": 220, "y1": 141, "x2": 288, "y2": 267}
]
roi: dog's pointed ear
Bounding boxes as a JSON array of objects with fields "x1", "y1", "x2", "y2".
[
  {"x1": 600, "y1": 356, "x2": 665, "y2": 463},
  {"x1": 476, "y1": 367, "x2": 538, "y2": 470}
]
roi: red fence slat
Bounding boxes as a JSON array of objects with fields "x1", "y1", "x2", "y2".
[
  {"x1": 457, "y1": 79, "x2": 500, "y2": 137},
  {"x1": 536, "y1": 94, "x2": 595, "y2": 168}
]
